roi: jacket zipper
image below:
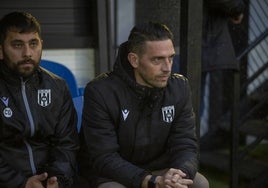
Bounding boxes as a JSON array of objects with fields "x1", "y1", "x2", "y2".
[{"x1": 21, "y1": 79, "x2": 37, "y2": 175}]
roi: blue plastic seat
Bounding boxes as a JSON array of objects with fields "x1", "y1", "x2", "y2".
[
  {"x1": 40, "y1": 59, "x2": 80, "y2": 97},
  {"x1": 40, "y1": 59, "x2": 83, "y2": 132},
  {"x1": 72, "y1": 96, "x2": 83, "y2": 132}
]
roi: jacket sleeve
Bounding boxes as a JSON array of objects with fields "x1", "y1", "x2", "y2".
[
  {"x1": 44, "y1": 84, "x2": 79, "y2": 188},
  {"x1": 168, "y1": 77, "x2": 198, "y2": 179},
  {"x1": 0, "y1": 112, "x2": 27, "y2": 187},
  {"x1": 80, "y1": 83, "x2": 150, "y2": 188},
  {"x1": 0, "y1": 156, "x2": 28, "y2": 188}
]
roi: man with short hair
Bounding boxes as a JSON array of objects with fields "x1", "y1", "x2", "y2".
[
  {"x1": 79, "y1": 22, "x2": 209, "y2": 188},
  {"x1": 0, "y1": 11, "x2": 79, "y2": 188}
]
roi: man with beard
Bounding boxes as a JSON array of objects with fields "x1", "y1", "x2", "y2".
[
  {"x1": 79, "y1": 22, "x2": 209, "y2": 188},
  {"x1": 0, "y1": 11, "x2": 80, "y2": 188}
]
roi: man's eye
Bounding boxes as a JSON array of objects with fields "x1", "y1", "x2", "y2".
[
  {"x1": 13, "y1": 43, "x2": 23, "y2": 48},
  {"x1": 168, "y1": 56, "x2": 174, "y2": 62},
  {"x1": 30, "y1": 41, "x2": 38, "y2": 47},
  {"x1": 152, "y1": 57, "x2": 162, "y2": 64}
]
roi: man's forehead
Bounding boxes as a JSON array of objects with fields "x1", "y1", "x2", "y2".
[
  {"x1": 143, "y1": 40, "x2": 175, "y2": 53},
  {"x1": 5, "y1": 30, "x2": 40, "y2": 41}
]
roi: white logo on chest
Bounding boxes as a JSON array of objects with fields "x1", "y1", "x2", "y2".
[
  {"x1": 162, "y1": 105, "x2": 175, "y2": 123},
  {"x1": 38, "y1": 89, "x2": 51, "y2": 107}
]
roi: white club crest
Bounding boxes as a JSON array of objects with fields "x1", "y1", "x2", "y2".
[
  {"x1": 38, "y1": 89, "x2": 51, "y2": 107},
  {"x1": 162, "y1": 105, "x2": 175, "y2": 123}
]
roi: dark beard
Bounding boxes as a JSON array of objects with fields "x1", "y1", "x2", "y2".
[{"x1": 2, "y1": 48, "x2": 41, "y2": 78}]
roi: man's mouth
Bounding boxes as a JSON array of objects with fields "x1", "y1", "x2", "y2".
[{"x1": 18, "y1": 59, "x2": 34, "y2": 66}]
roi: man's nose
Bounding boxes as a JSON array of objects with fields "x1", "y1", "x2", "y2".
[
  {"x1": 162, "y1": 58, "x2": 172, "y2": 72},
  {"x1": 22, "y1": 44, "x2": 32, "y2": 58}
]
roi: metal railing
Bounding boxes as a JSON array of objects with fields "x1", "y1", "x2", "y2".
[{"x1": 231, "y1": 0, "x2": 268, "y2": 187}]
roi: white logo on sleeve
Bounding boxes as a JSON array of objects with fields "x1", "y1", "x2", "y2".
[{"x1": 122, "y1": 109, "x2": 129, "y2": 121}]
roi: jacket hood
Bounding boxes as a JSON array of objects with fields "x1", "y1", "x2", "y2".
[
  {"x1": 113, "y1": 41, "x2": 164, "y2": 101},
  {"x1": 113, "y1": 41, "x2": 135, "y2": 84}
]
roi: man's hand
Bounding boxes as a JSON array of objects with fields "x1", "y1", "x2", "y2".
[
  {"x1": 142, "y1": 168, "x2": 193, "y2": 188},
  {"x1": 160, "y1": 168, "x2": 193, "y2": 188},
  {"x1": 25, "y1": 172, "x2": 48, "y2": 188},
  {"x1": 230, "y1": 13, "x2": 244, "y2": 24},
  {"x1": 47, "y1": 176, "x2": 59, "y2": 188},
  {"x1": 25, "y1": 172, "x2": 59, "y2": 188}
]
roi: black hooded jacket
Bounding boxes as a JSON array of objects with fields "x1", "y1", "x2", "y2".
[
  {"x1": 79, "y1": 42, "x2": 198, "y2": 188},
  {"x1": 0, "y1": 62, "x2": 79, "y2": 188}
]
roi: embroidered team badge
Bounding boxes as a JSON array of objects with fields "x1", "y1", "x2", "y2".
[
  {"x1": 162, "y1": 105, "x2": 175, "y2": 123},
  {"x1": 38, "y1": 89, "x2": 51, "y2": 107}
]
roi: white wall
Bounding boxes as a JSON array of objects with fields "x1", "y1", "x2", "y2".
[
  {"x1": 41, "y1": 1, "x2": 135, "y2": 90},
  {"x1": 42, "y1": 48, "x2": 95, "y2": 89},
  {"x1": 116, "y1": 0, "x2": 135, "y2": 46}
]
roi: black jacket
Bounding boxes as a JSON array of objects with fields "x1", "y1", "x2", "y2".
[
  {"x1": 79, "y1": 42, "x2": 198, "y2": 188},
  {"x1": 0, "y1": 62, "x2": 79, "y2": 188},
  {"x1": 202, "y1": 0, "x2": 245, "y2": 71}
]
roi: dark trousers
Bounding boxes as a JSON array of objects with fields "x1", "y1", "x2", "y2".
[
  {"x1": 72, "y1": 175, "x2": 89, "y2": 188},
  {"x1": 202, "y1": 70, "x2": 234, "y2": 131}
]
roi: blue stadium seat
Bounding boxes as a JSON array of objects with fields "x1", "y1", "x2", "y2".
[
  {"x1": 72, "y1": 96, "x2": 83, "y2": 132},
  {"x1": 40, "y1": 59, "x2": 80, "y2": 97},
  {"x1": 40, "y1": 59, "x2": 83, "y2": 132}
]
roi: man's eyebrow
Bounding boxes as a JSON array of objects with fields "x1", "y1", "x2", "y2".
[
  {"x1": 153, "y1": 53, "x2": 176, "y2": 58},
  {"x1": 29, "y1": 38, "x2": 40, "y2": 43},
  {"x1": 10, "y1": 39, "x2": 23, "y2": 43},
  {"x1": 11, "y1": 38, "x2": 39, "y2": 43}
]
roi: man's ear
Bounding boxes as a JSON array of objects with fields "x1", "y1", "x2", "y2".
[
  {"x1": 0, "y1": 45, "x2": 3, "y2": 60},
  {"x1": 127, "y1": 52, "x2": 139, "y2": 68}
]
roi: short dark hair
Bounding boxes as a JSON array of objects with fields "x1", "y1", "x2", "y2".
[
  {"x1": 0, "y1": 11, "x2": 41, "y2": 44},
  {"x1": 127, "y1": 21, "x2": 174, "y2": 55}
]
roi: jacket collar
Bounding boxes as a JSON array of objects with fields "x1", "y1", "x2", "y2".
[
  {"x1": 0, "y1": 61, "x2": 41, "y2": 87},
  {"x1": 113, "y1": 41, "x2": 165, "y2": 102}
]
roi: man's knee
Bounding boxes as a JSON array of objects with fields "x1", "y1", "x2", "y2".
[
  {"x1": 191, "y1": 172, "x2": 209, "y2": 188},
  {"x1": 98, "y1": 181, "x2": 126, "y2": 188}
]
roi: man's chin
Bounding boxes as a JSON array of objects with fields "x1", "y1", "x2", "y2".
[
  {"x1": 154, "y1": 82, "x2": 168, "y2": 88},
  {"x1": 18, "y1": 68, "x2": 36, "y2": 78}
]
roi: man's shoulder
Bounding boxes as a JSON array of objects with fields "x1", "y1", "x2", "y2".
[
  {"x1": 40, "y1": 67, "x2": 62, "y2": 78},
  {"x1": 170, "y1": 73, "x2": 188, "y2": 83},
  {"x1": 38, "y1": 67, "x2": 67, "y2": 88},
  {"x1": 90, "y1": 72, "x2": 118, "y2": 85},
  {"x1": 93, "y1": 72, "x2": 110, "y2": 81},
  {"x1": 168, "y1": 73, "x2": 190, "y2": 92},
  {"x1": 87, "y1": 72, "x2": 119, "y2": 91}
]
